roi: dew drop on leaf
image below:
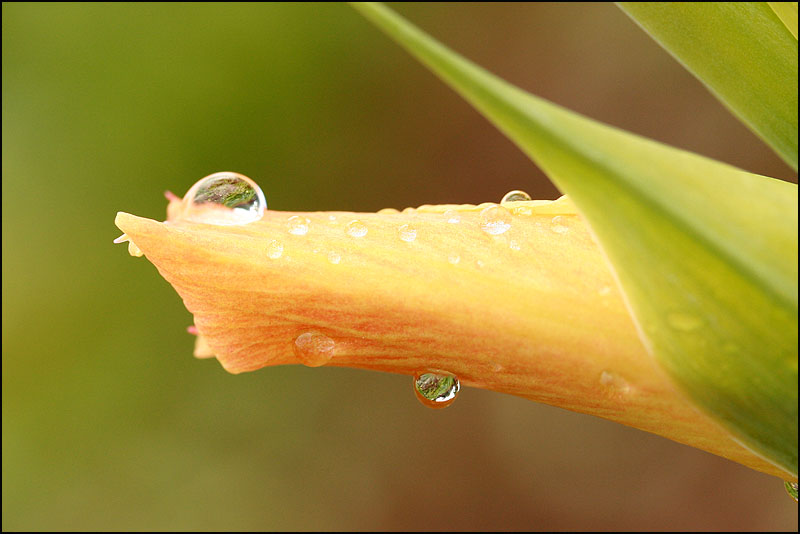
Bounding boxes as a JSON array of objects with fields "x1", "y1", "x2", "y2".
[
  {"x1": 480, "y1": 205, "x2": 512, "y2": 235},
  {"x1": 414, "y1": 372, "x2": 460, "y2": 409},
  {"x1": 501, "y1": 190, "x2": 532, "y2": 203},
  {"x1": 346, "y1": 220, "x2": 368, "y2": 238},
  {"x1": 287, "y1": 215, "x2": 310, "y2": 235},
  {"x1": 600, "y1": 370, "x2": 631, "y2": 394},
  {"x1": 550, "y1": 215, "x2": 569, "y2": 234},
  {"x1": 182, "y1": 172, "x2": 266, "y2": 225},
  {"x1": 667, "y1": 312, "x2": 704, "y2": 332},
  {"x1": 266, "y1": 240, "x2": 283, "y2": 259},
  {"x1": 444, "y1": 210, "x2": 461, "y2": 224},
  {"x1": 512, "y1": 206, "x2": 533, "y2": 217},
  {"x1": 294, "y1": 332, "x2": 336, "y2": 367},
  {"x1": 398, "y1": 223, "x2": 417, "y2": 242}
]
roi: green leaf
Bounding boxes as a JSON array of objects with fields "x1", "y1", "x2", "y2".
[
  {"x1": 350, "y1": 2, "x2": 798, "y2": 476},
  {"x1": 617, "y1": 2, "x2": 798, "y2": 171}
]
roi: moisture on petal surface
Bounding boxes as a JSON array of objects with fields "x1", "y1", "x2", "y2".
[{"x1": 115, "y1": 195, "x2": 793, "y2": 480}]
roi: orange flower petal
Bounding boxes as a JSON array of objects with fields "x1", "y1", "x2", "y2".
[{"x1": 114, "y1": 196, "x2": 791, "y2": 480}]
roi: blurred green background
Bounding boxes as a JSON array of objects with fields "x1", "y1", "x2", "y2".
[{"x1": 3, "y1": 2, "x2": 797, "y2": 530}]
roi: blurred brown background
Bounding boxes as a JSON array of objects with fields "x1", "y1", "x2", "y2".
[{"x1": 3, "y1": 2, "x2": 796, "y2": 530}]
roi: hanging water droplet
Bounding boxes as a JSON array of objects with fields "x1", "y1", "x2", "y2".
[
  {"x1": 785, "y1": 481, "x2": 798, "y2": 502},
  {"x1": 378, "y1": 208, "x2": 400, "y2": 214},
  {"x1": 346, "y1": 220, "x2": 368, "y2": 238},
  {"x1": 287, "y1": 215, "x2": 310, "y2": 235},
  {"x1": 402, "y1": 207, "x2": 416, "y2": 215},
  {"x1": 550, "y1": 215, "x2": 569, "y2": 234},
  {"x1": 266, "y1": 240, "x2": 283, "y2": 259},
  {"x1": 667, "y1": 312, "x2": 704, "y2": 332},
  {"x1": 398, "y1": 224, "x2": 417, "y2": 242},
  {"x1": 480, "y1": 205, "x2": 512, "y2": 235},
  {"x1": 444, "y1": 210, "x2": 461, "y2": 224},
  {"x1": 413, "y1": 372, "x2": 460, "y2": 409},
  {"x1": 182, "y1": 172, "x2": 266, "y2": 225},
  {"x1": 448, "y1": 253, "x2": 461, "y2": 265},
  {"x1": 293, "y1": 331, "x2": 335, "y2": 367},
  {"x1": 501, "y1": 190, "x2": 532, "y2": 203},
  {"x1": 327, "y1": 250, "x2": 341, "y2": 264}
]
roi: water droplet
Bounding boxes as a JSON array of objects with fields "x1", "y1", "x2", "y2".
[
  {"x1": 287, "y1": 215, "x2": 310, "y2": 235},
  {"x1": 413, "y1": 372, "x2": 460, "y2": 409},
  {"x1": 267, "y1": 240, "x2": 283, "y2": 259},
  {"x1": 444, "y1": 210, "x2": 461, "y2": 224},
  {"x1": 398, "y1": 224, "x2": 417, "y2": 242},
  {"x1": 512, "y1": 206, "x2": 533, "y2": 217},
  {"x1": 785, "y1": 481, "x2": 798, "y2": 502},
  {"x1": 501, "y1": 190, "x2": 532, "y2": 203},
  {"x1": 509, "y1": 239, "x2": 521, "y2": 251},
  {"x1": 550, "y1": 215, "x2": 569, "y2": 234},
  {"x1": 448, "y1": 253, "x2": 461, "y2": 265},
  {"x1": 378, "y1": 208, "x2": 400, "y2": 214},
  {"x1": 328, "y1": 214, "x2": 337, "y2": 222},
  {"x1": 402, "y1": 207, "x2": 416, "y2": 215},
  {"x1": 182, "y1": 172, "x2": 266, "y2": 225},
  {"x1": 293, "y1": 331, "x2": 335, "y2": 367},
  {"x1": 600, "y1": 371, "x2": 631, "y2": 394},
  {"x1": 327, "y1": 250, "x2": 341, "y2": 264},
  {"x1": 598, "y1": 286, "x2": 611, "y2": 296},
  {"x1": 480, "y1": 205, "x2": 512, "y2": 235},
  {"x1": 346, "y1": 220, "x2": 368, "y2": 238},
  {"x1": 475, "y1": 259, "x2": 485, "y2": 268},
  {"x1": 667, "y1": 312, "x2": 704, "y2": 331}
]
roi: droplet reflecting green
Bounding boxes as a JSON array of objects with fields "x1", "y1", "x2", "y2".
[
  {"x1": 414, "y1": 372, "x2": 460, "y2": 409},
  {"x1": 183, "y1": 172, "x2": 266, "y2": 225},
  {"x1": 501, "y1": 190, "x2": 532, "y2": 203},
  {"x1": 785, "y1": 481, "x2": 798, "y2": 502}
]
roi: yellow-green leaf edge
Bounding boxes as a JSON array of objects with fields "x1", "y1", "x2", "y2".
[{"x1": 350, "y1": 2, "x2": 798, "y2": 476}]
